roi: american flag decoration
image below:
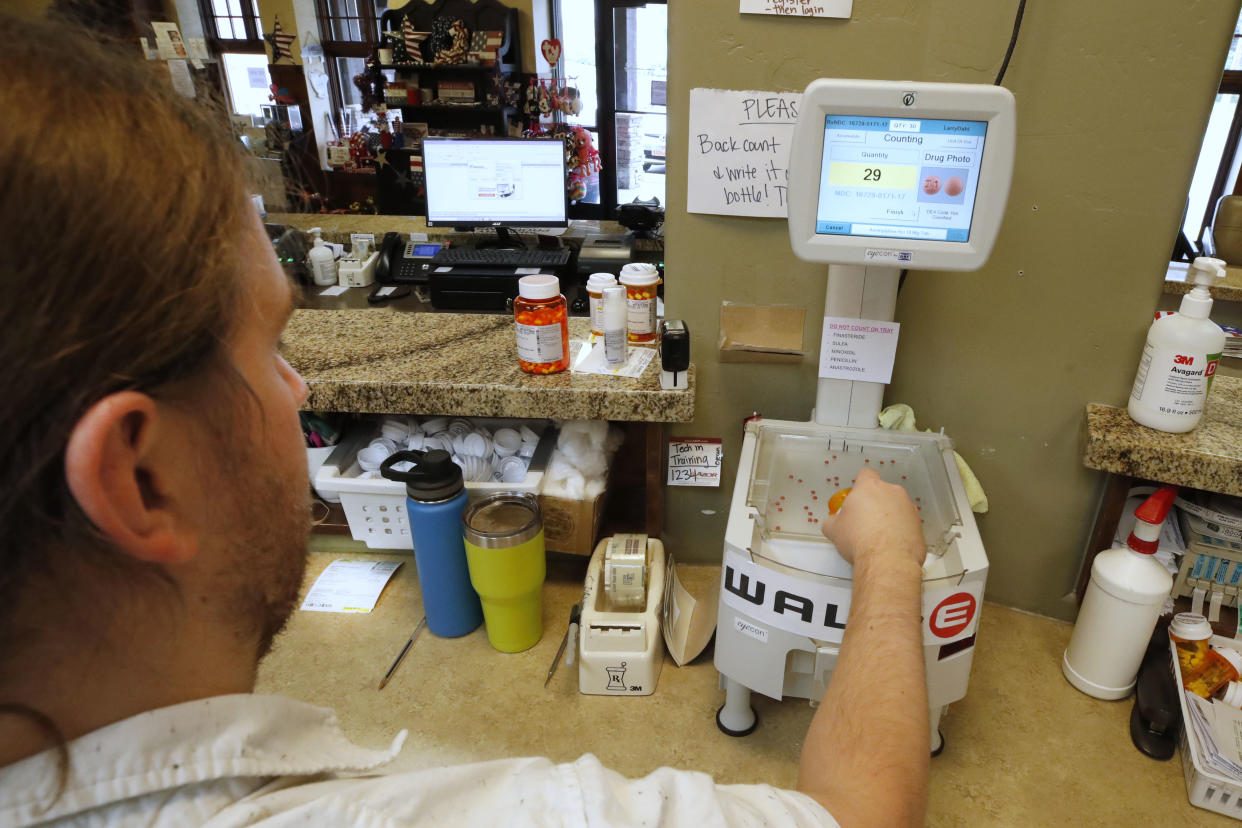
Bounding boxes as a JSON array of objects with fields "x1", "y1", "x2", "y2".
[
  {"x1": 468, "y1": 29, "x2": 504, "y2": 66},
  {"x1": 402, "y1": 18, "x2": 427, "y2": 64},
  {"x1": 265, "y1": 16, "x2": 296, "y2": 63}
]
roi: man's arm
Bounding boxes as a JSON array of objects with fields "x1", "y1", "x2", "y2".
[{"x1": 796, "y1": 468, "x2": 929, "y2": 827}]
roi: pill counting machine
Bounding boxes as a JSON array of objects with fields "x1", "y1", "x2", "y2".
[{"x1": 713, "y1": 79, "x2": 1016, "y2": 752}]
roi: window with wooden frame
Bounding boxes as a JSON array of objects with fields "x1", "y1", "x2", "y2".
[
  {"x1": 1181, "y1": 14, "x2": 1242, "y2": 257},
  {"x1": 316, "y1": 0, "x2": 388, "y2": 135},
  {"x1": 197, "y1": 0, "x2": 265, "y2": 53}
]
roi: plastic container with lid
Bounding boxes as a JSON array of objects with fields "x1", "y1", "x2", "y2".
[
  {"x1": 618, "y1": 262, "x2": 661, "y2": 343},
  {"x1": 602, "y1": 285, "x2": 628, "y2": 367},
  {"x1": 379, "y1": 449, "x2": 482, "y2": 638},
  {"x1": 1187, "y1": 647, "x2": 1242, "y2": 698},
  {"x1": 1171, "y1": 612, "x2": 1214, "y2": 679},
  {"x1": 586, "y1": 273, "x2": 617, "y2": 337},
  {"x1": 462, "y1": 492, "x2": 546, "y2": 653},
  {"x1": 1220, "y1": 680, "x2": 1242, "y2": 709},
  {"x1": 1062, "y1": 485, "x2": 1178, "y2": 699},
  {"x1": 514, "y1": 274, "x2": 569, "y2": 374}
]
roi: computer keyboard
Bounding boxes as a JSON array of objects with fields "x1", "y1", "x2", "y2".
[{"x1": 431, "y1": 247, "x2": 571, "y2": 268}]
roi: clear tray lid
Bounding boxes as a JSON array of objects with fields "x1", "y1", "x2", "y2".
[{"x1": 746, "y1": 421, "x2": 962, "y2": 553}]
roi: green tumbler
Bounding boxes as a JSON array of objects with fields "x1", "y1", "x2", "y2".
[{"x1": 462, "y1": 492, "x2": 546, "y2": 653}]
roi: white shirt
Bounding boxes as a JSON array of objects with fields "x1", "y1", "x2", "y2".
[{"x1": 0, "y1": 694, "x2": 838, "y2": 827}]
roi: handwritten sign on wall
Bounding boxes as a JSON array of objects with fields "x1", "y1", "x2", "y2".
[
  {"x1": 668, "y1": 438, "x2": 723, "y2": 487},
  {"x1": 687, "y1": 88, "x2": 801, "y2": 218},
  {"x1": 740, "y1": 0, "x2": 852, "y2": 18}
]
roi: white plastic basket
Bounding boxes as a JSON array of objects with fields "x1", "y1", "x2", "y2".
[
  {"x1": 314, "y1": 417, "x2": 557, "y2": 550},
  {"x1": 1172, "y1": 633, "x2": 1242, "y2": 820}
]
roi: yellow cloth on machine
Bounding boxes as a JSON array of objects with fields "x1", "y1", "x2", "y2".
[{"x1": 878, "y1": 403, "x2": 988, "y2": 514}]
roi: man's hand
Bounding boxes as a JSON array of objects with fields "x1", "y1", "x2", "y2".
[{"x1": 821, "y1": 468, "x2": 925, "y2": 569}]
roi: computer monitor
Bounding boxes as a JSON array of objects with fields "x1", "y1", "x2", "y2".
[
  {"x1": 422, "y1": 137, "x2": 568, "y2": 229},
  {"x1": 787, "y1": 79, "x2": 1015, "y2": 271}
]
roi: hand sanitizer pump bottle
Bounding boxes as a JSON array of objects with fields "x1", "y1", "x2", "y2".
[
  {"x1": 1128, "y1": 257, "x2": 1227, "y2": 432},
  {"x1": 1063, "y1": 486, "x2": 1177, "y2": 699},
  {"x1": 307, "y1": 227, "x2": 339, "y2": 287}
]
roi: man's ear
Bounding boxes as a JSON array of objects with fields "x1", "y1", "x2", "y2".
[{"x1": 64, "y1": 391, "x2": 197, "y2": 565}]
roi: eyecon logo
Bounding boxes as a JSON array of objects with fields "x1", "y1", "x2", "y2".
[
  {"x1": 1174, "y1": 354, "x2": 1194, "y2": 365},
  {"x1": 929, "y1": 592, "x2": 977, "y2": 639}
]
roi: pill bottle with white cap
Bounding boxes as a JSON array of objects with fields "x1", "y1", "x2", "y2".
[
  {"x1": 1220, "y1": 681, "x2": 1242, "y2": 709},
  {"x1": 586, "y1": 273, "x2": 617, "y2": 337},
  {"x1": 514, "y1": 274, "x2": 569, "y2": 374},
  {"x1": 1186, "y1": 646, "x2": 1242, "y2": 698},
  {"x1": 618, "y1": 262, "x2": 661, "y2": 343},
  {"x1": 1170, "y1": 611, "x2": 1213, "y2": 680}
]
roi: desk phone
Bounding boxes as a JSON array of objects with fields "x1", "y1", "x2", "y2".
[{"x1": 377, "y1": 232, "x2": 443, "y2": 284}]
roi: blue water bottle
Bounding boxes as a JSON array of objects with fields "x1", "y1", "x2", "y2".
[{"x1": 381, "y1": 449, "x2": 482, "y2": 637}]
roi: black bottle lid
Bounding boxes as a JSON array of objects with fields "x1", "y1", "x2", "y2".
[{"x1": 379, "y1": 449, "x2": 464, "y2": 502}]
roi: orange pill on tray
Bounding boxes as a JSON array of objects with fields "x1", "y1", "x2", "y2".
[{"x1": 827, "y1": 487, "x2": 852, "y2": 515}]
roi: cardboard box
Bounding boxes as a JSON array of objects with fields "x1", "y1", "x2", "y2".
[{"x1": 540, "y1": 492, "x2": 607, "y2": 556}]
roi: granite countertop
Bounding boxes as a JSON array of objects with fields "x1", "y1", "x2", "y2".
[
  {"x1": 1083, "y1": 375, "x2": 1242, "y2": 495},
  {"x1": 283, "y1": 310, "x2": 694, "y2": 422},
  {"x1": 1164, "y1": 261, "x2": 1242, "y2": 302},
  {"x1": 256, "y1": 544, "x2": 1234, "y2": 827}
]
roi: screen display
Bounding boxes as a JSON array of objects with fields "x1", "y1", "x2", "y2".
[
  {"x1": 814, "y1": 116, "x2": 988, "y2": 243},
  {"x1": 423, "y1": 138, "x2": 567, "y2": 227}
]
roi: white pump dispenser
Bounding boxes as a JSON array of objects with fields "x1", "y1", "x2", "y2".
[
  {"x1": 1128, "y1": 256, "x2": 1227, "y2": 433},
  {"x1": 307, "y1": 227, "x2": 339, "y2": 287},
  {"x1": 1063, "y1": 486, "x2": 1177, "y2": 699}
]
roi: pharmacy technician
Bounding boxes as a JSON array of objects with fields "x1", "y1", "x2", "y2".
[{"x1": 0, "y1": 14, "x2": 929, "y2": 828}]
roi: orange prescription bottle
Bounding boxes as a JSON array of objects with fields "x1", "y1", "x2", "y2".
[
  {"x1": 1170, "y1": 612, "x2": 1213, "y2": 680},
  {"x1": 586, "y1": 272, "x2": 617, "y2": 337},
  {"x1": 514, "y1": 274, "x2": 569, "y2": 374},
  {"x1": 619, "y1": 263, "x2": 661, "y2": 343},
  {"x1": 1185, "y1": 647, "x2": 1242, "y2": 698}
]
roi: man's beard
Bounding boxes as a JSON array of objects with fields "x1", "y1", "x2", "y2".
[{"x1": 212, "y1": 454, "x2": 312, "y2": 662}]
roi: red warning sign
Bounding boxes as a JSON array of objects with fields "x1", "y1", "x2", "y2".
[{"x1": 929, "y1": 592, "x2": 977, "y2": 639}]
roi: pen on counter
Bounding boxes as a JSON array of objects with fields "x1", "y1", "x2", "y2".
[
  {"x1": 545, "y1": 603, "x2": 581, "y2": 688},
  {"x1": 378, "y1": 615, "x2": 426, "y2": 690}
]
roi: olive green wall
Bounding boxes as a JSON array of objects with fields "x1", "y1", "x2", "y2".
[{"x1": 663, "y1": 1, "x2": 1242, "y2": 620}]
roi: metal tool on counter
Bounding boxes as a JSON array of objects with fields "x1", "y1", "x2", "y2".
[
  {"x1": 378, "y1": 615, "x2": 426, "y2": 690},
  {"x1": 545, "y1": 603, "x2": 581, "y2": 687}
]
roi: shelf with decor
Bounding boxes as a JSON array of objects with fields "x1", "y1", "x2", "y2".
[
  {"x1": 371, "y1": 0, "x2": 530, "y2": 214},
  {"x1": 378, "y1": 63, "x2": 516, "y2": 75}
]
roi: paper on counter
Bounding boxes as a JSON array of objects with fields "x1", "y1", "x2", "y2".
[
  {"x1": 662, "y1": 555, "x2": 719, "y2": 666},
  {"x1": 301, "y1": 559, "x2": 402, "y2": 613},
  {"x1": 319, "y1": 285, "x2": 348, "y2": 296},
  {"x1": 572, "y1": 342, "x2": 655, "y2": 377}
]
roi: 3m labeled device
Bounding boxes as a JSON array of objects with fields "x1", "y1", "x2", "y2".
[{"x1": 714, "y1": 79, "x2": 1015, "y2": 753}]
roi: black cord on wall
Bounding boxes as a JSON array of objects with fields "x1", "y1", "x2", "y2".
[{"x1": 994, "y1": 0, "x2": 1028, "y2": 85}]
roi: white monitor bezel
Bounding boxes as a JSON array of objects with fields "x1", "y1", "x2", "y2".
[{"x1": 787, "y1": 79, "x2": 1015, "y2": 271}]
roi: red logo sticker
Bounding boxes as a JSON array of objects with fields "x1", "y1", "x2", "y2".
[
  {"x1": 929, "y1": 592, "x2": 977, "y2": 639},
  {"x1": 1207, "y1": 359, "x2": 1219, "y2": 378}
]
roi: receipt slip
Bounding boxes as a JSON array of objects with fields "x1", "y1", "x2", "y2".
[{"x1": 301, "y1": 559, "x2": 403, "y2": 613}]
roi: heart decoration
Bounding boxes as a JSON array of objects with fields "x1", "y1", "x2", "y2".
[{"x1": 540, "y1": 38, "x2": 561, "y2": 68}]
